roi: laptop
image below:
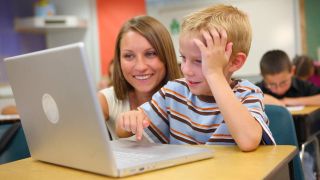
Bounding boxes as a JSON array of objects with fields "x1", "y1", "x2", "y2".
[{"x1": 4, "y1": 43, "x2": 213, "y2": 177}]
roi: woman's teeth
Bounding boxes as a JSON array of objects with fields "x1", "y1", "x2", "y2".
[{"x1": 134, "y1": 74, "x2": 151, "y2": 80}]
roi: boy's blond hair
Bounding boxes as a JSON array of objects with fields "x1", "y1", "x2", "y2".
[{"x1": 181, "y1": 4, "x2": 252, "y2": 57}]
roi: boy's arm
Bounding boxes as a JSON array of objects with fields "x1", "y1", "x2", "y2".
[
  {"x1": 281, "y1": 94, "x2": 320, "y2": 106},
  {"x1": 116, "y1": 109, "x2": 150, "y2": 140},
  {"x1": 207, "y1": 75, "x2": 263, "y2": 151},
  {"x1": 194, "y1": 28, "x2": 262, "y2": 151},
  {"x1": 263, "y1": 94, "x2": 285, "y2": 107}
]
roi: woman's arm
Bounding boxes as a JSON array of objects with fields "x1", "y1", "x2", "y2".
[{"x1": 97, "y1": 92, "x2": 110, "y2": 121}]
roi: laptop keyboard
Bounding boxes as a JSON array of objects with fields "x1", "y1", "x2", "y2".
[{"x1": 114, "y1": 151, "x2": 155, "y2": 162}]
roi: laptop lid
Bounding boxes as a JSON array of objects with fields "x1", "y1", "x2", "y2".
[{"x1": 4, "y1": 43, "x2": 118, "y2": 176}]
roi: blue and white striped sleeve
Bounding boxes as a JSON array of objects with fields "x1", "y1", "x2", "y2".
[
  {"x1": 140, "y1": 87, "x2": 170, "y2": 144},
  {"x1": 239, "y1": 82, "x2": 276, "y2": 145}
]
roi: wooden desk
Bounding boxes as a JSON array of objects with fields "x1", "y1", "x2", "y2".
[
  {"x1": 0, "y1": 145, "x2": 297, "y2": 180},
  {"x1": 289, "y1": 106, "x2": 320, "y2": 116},
  {"x1": 289, "y1": 106, "x2": 320, "y2": 144}
]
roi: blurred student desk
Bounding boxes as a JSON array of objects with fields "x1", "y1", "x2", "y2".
[
  {"x1": 288, "y1": 105, "x2": 320, "y2": 116},
  {"x1": 0, "y1": 145, "x2": 297, "y2": 180},
  {"x1": 288, "y1": 106, "x2": 320, "y2": 145},
  {"x1": 0, "y1": 84, "x2": 15, "y2": 111}
]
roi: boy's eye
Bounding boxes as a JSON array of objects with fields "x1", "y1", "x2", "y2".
[
  {"x1": 195, "y1": 60, "x2": 202, "y2": 64},
  {"x1": 179, "y1": 55, "x2": 186, "y2": 62}
]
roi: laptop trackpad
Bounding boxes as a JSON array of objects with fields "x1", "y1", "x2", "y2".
[{"x1": 110, "y1": 139, "x2": 213, "y2": 169}]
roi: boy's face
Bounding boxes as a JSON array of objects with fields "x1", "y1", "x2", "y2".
[
  {"x1": 263, "y1": 70, "x2": 293, "y2": 96},
  {"x1": 179, "y1": 33, "x2": 212, "y2": 96}
]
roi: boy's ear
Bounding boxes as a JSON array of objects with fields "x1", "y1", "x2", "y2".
[
  {"x1": 227, "y1": 52, "x2": 247, "y2": 73},
  {"x1": 291, "y1": 66, "x2": 296, "y2": 75}
]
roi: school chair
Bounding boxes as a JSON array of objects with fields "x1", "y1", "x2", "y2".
[
  {"x1": 265, "y1": 104, "x2": 304, "y2": 180},
  {"x1": 293, "y1": 109, "x2": 320, "y2": 146},
  {"x1": 0, "y1": 121, "x2": 30, "y2": 164},
  {"x1": 300, "y1": 135, "x2": 320, "y2": 180}
]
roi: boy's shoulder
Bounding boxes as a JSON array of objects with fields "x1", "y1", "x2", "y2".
[
  {"x1": 162, "y1": 78, "x2": 191, "y2": 95},
  {"x1": 233, "y1": 79, "x2": 263, "y2": 94},
  {"x1": 165, "y1": 78, "x2": 188, "y2": 89},
  {"x1": 164, "y1": 78, "x2": 261, "y2": 92},
  {"x1": 164, "y1": 78, "x2": 262, "y2": 95}
]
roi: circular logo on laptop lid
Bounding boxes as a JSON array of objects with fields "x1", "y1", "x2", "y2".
[{"x1": 42, "y1": 93, "x2": 59, "y2": 124}]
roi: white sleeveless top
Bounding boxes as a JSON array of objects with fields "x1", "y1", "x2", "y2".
[{"x1": 100, "y1": 87, "x2": 130, "y2": 140}]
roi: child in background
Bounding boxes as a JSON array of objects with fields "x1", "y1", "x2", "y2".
[
  {"x1": 256, "y1": 50, "x2": 320, "y2": 106},
  {"x1": 116, "y1": 4, "x2": 275, "y2": 151},
  {"x1": 293, "y1": 55, "x2": 320, "y2": 87},
  {"x1": 97, "y1": 59, "x2": 114, "y2": 90},
  {"x1": 312, "y1": 61, "x2": 320, "y2": 86}
]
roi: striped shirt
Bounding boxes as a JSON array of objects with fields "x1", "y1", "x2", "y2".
[{"x1": 140, "y1": 78, "x2": 275, "y2": 145}]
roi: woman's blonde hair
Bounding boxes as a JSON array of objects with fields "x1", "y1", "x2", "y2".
[
  {"x1": 112, "y1": 15, "x2": 181, "y2": 100},
  {"x1": 181, "y1": 4, "x2": 252, "y2": 57}
]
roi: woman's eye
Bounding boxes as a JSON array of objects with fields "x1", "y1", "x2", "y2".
[
  {"x1": 145, "y1": 51, "x2": 157, "y2": 58},
  {"x1": 123, "y1": 53, "x2": 134, "y2": 59}
]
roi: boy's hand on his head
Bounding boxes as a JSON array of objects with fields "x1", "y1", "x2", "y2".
[
  {"x1": 193, "y1": 28, "x2": 233, "y2": 78},
  {"x1": 117, "y1": 109, "x2": 150, "y2": 140}
]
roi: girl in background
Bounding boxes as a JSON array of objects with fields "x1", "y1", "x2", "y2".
[{"x1": 293, "y1": 55, "x2": 320, "y2": 87}]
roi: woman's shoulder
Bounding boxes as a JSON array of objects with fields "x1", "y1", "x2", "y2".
[
  {"x1": 99, "y1": 86, "x2": 130, "y2": 114},
  {"x1": 99, "y1": 86, "x2": 129, "y2": 104},
  {"x1": 99, "y1": 86, "x2": 115, "y2": 96}
]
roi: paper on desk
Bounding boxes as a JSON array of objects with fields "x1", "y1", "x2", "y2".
[
  {"x1": 286, "y1": 105, "x2": 305, "y2": 112},
  {"x1": 0, "y1": 85, "x2": 14, "y2": 98},
  {"x1": 0, "y1": 114, "x2": 20, "y2": 121}
]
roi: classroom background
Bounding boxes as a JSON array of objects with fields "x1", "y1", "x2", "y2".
[
  {"x1": 1, "y1": 1, "x2": 320, "y2": 178},
  {"x1": 0, "y1": 0, "x2": 320, "y2": 105}
]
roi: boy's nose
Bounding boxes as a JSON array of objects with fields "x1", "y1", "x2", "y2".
[
  {"x1": 273, "y1": 87, "x2": 285, "y2": 95},
  {"x1": 181, "y1": 62, "x2": 194, "y2": 77}
]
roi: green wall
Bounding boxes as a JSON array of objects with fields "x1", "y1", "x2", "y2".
[{"x1": 305, "y1": 0, "x2": 320, "y2": 60}]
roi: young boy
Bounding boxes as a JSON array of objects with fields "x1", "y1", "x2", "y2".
[
  {"x1": 256, "y1": 50, "x2": 320, "y2": 106},
  {"x1": 116, "y1": 4, "x2": 275, "y2": 151}
]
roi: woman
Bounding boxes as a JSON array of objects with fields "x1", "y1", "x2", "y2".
[{"x1": 98, "y1": 15, "x2": 181, "y2": 139}]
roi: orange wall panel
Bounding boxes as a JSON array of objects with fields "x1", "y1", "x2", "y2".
[{"x1": 96, "y1": 0, "x2": 146, "y2": 75}]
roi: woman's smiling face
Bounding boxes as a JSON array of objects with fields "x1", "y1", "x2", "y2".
[{"x1": 120, "y1": 31, "x2": 166, "y2": 94}]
